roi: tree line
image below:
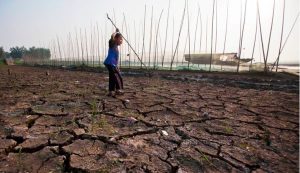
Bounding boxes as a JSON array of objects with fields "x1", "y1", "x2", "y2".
[{"x1": 0, "y1": 46, "x2": 51, "y2": 59}]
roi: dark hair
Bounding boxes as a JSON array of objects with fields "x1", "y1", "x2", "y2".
[{"x1": 109, "y1": 33, "x2": 122, "y2": 48}]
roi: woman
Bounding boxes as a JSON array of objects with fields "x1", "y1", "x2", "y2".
[{"x1": 103, "y1": 29, "x2": 124, "y2": 96}]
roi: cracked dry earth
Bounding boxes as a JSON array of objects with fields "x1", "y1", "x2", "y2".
[{"x1": 0, "y1": 66, "x2": 298, "y2": 173}]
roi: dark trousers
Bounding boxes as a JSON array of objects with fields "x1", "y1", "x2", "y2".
[{"x1": 105, "y1": 65, "x2": 123, "y2": 91}]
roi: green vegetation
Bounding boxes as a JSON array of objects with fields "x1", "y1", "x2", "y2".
[
  {"x1": 10, "y1": 46, "x2": 27, "y2": 59},
  {"x1": 0, "y1": 59, "x2": 5, "y2": 67},
  {"x1": 14, "y1": 58, "x2": 23, "y2": 65},
  {"x1": 263, "y1": 130, "x2": 271, "y2": 146},
  {"x1": 196, "y1": 149, "x2": 217, "y2": 169},
  {"x1": 17, "y1": 147, "x2": 24, "y2": 172},
  {"x1": 0, "y1": 47, "x2": 5, "y2": 59},
  {"x1": 224, "y1": 126, "x2": 233, "y2": 134},
  {"x1": 25, "y1": 47, "x2": 51, "y2": 59},
  {"x1": 0, "y1": 46, "x2": 51, "y2": 60}
]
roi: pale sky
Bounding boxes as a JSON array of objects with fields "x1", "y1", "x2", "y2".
[{"x1": 0, "y1": 0, "x2": 299, "y2": 64}]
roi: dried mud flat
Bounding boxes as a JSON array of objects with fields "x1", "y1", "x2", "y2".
[{"x1": 0, "y1": 66, "x2": 298, "y2": 173}]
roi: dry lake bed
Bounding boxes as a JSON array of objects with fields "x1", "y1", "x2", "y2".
[{"x1": 0, "y1": 66, "x2": 298, "y2": 172}]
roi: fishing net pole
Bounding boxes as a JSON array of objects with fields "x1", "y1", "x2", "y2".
[{"x1": 106, "y1": 14, "x2": 148, "y2": 69}]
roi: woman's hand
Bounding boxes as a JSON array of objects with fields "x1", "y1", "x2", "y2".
[
  {"x1": 116, "y1": 66, "x2": 120, "y2": 72},
  {"x1": 113, "y1": 66, "x2": 120, "y2": 73}
]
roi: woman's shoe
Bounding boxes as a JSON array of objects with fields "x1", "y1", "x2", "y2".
[
  {"x1": 107, "y1": 92, "x2": 114, "y2": 97},
  {"x1": 115, "y1": 90, "x2": 124, "y2": 95}
]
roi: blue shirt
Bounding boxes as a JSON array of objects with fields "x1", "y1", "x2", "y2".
[{"x1": 104, "y1": 46, "x2": 119, "y2": 67}]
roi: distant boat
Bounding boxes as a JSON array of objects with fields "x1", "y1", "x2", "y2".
[{"x1": 184, "y1": 53, "x2": 252, "y2": 65}]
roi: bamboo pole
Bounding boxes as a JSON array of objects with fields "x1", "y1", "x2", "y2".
[
  {"x1": 182, "y1": 33, "x2": 188, "y2": 65},
  {"x1": 222, "y1": 0, "x2": 229, "y2": 70},
  {"x1": 194, "y1": 5, "x2": 200, "y2": 54},
  {"x1": 275, "y1": 0, "x2": 285, "y2": 72},
  {"x1": 250, "y1": 8, "x2": 258, "y2": 68},
  {"x1": 90, "y1": 23, "x2": 94, "y2": 67},
  {"x1": 75, "y1": 28, "x2": 80, "y2": 65},
  {"x1": 120, "y1": 15, "x2": 125, "y2": 68},
  {"x1": 80, "y1": 28, "x2": 85, "y2": 65},
  {"x1": 105, "y1": 21, "x2": 107, "y2": 60},
  {"x1": 154, "y1": 10, "x2": 164, "y2": 68},
  {"x1": 171, "y1": 16, "x2": 175, "y2": 66},
  {"x1": 101, "y1": 28, "x2": 105, "y2": 64},
  {"x1": 205, "y1": 16, "x2": 208, "y2": 53},
  {"x1": 70, "y1": 32, "x2": 75, "y2": 65},
  {"x1": 137, "y1": 21, "x2": 142, "y2": 67},
  {"x1": 214, "y1": 0, "x2": 218, "y2": 53},
  {"x1": 159, "y1": 31, "x2": 163, "y2": 67},
  {"x1": 257, "y1": 0, "x2": 275, "y2": 73},
  {"x1": 148, "y1": 6, "x2": 154, "y2": 67},
  {"x1": 107, "y1": 14, "x2": 147, "y2": 68},
  {"x1": 187, "y1": 0, "x2": 191, "y2": 69},
  {"x1": 264, "y1": 0, "x2": 276, "y2": 72},
  {"x1": 170, "y1": 0, "x2": 187, "y2": 70},
  {"x1": 96, "y1": 23, "x2": 101, "y2": 66},
  {"x1": 272, "y1": 11, "x2": 299, "y2": 71},
  {"x1": 141, "y1": 5, "x2": 147, "y2": 68},
  {"x1": 56, "y1": 35, "x2": 62, "y2": 66},
  {"x1": 199, "y1": 8, "x2": 202, "y2": 53},
  {"x1": 182, "y1": 31, "x2": 189, "y2": 65},
  {"x1": 162, "y1": 0, "x2": 171, "y2": 67},
  {"x1": 134, "y1": 21, "x2": 137, "y2": 67},
  {"x1": 209, "y1": 0, "x2": 216, "y2": 72},
  {"x1": 123, "y1": 13, "x2": 131, "y2": 67},
  {"x1": 237, "y1": 0, "x2": 247, "y2": 72},
  {"x1": 257, "y1": 1, "x2": 266, "y2": 65},
  {"x1": 53, "y1": 40, "x2": 57, "y2": 66},
  {"x1": 67, "y1": 33, "x2": 71, "y2": 66},
  {"x1": 85, "y1": 28, "x2": 89, "y2": 66}
]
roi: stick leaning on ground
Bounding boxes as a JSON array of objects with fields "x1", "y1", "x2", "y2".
[{"x1": 106, "y1": 14, "x2": 148, "y2": 69}]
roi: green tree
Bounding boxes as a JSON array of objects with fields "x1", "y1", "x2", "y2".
[
  {"x1": 0, "y1": 47, "x2": 4, "y2": 59},
  {"x1": 25, "y1": 47, "x2": 51, "y2": 59},
  {"x1": 10, "y1": 46, "x2": 27, "y2": 59}
]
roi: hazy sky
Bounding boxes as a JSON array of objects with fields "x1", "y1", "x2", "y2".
[{"x1": 0, "y1": 0, "x2": 299, "y2": 64}]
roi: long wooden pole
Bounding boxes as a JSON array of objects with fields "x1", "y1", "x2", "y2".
[
  {"x1": 170, "y1": 0, "x2": 187, "y2": 70},
  {"x1": 250, "y1": 8, "x2": 258, "y2": 68},
  {"x1": 75, "y1": 28, "x2": 80, "y2": 65},
  {"x1": 69, "y1": 32, "x2": 75, "y2": 65},
  {"x1": 154, "y1": 10, "x2": 164, "y2": 68},
  {"x1": 187, "y1": 0, "x2": 191, "y2": 69},
  {"x1": 148, "y1": 6, "x2": 154, "y2": 67},
  {"x1": 123, "y1": 13, "x2": 131, "y2": 67},
  {"x1": 264, "y1": 0, "x2": 276, "y2": 72},
  {"x1": 171, "y1": 16, "x2": 175, "y2": 65},
  {"x1": 107, "y1": 14, "x2": 147, "y2": 68},
  {"x1": 222, "y1": 0, "x2": 229, "y2": 70},
  {"x1": 96, "y1": 23, "x2": 101, "y2": 66},
  {"x1": 205, "y1": 16, "x2": 208, "y2": 53},
  {"x1": 257, "y1": 1, "x2": 266, "y2": 64},
  {"x1": 134, "y1": 21, "x2": 137, "y2": 67},
  {"x1": 56, "y1": 35, "x2": 62, "y2": 66},
  {"x1": 141, "y1": 5, "x2": 147, "y2": 68},
  {"x1": 90, "y1": 23, "x2": 94, "y2": 67},
  {"x1": 85, "y1": 28, "x2": 89, "y2": 66},
  {"x1": 273, "y1": 11, "x2": 299, "y2": 70},
  {"x1": 275, "y1": 0, "x2": 285, "y2": 72},
  {"x1": 209, "y1": 0, "x2": 216, "y2": 72},
  {"x1": 162, "y1": 0, "x2": 170, "y2": 67},
  {"x1": 237, "y1": 0, "x2": 247, "y2": 72},
  {"x1": 194, "y1": 4, "x2": 200, "y2": 54},
  {"x1": 199, "y1": 8, "x2": 202, "y2": 53},
  {"x1": 214, "y1": 0, "x2": 218, "y2": 53},
  {"x1": 80, "y1": 28, "x2": 85, "y2": 65}
]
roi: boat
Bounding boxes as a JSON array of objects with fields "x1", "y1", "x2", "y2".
[{"x1": 184, "y1": 53, "x2": 252, "y2": 65}]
